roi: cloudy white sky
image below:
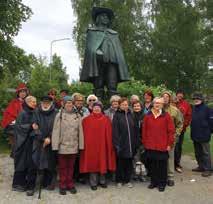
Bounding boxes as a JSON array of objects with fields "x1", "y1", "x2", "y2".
[{"x1": 14, "y1": 0, "x2": 81, "y2": 83}]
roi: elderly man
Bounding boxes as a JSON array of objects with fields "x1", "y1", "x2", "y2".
[
  {"x1": 191, "y1": 93, "x2": 212, "y2": 177},
  {"x1": 162, "y1": 91, "x2": 183, "y2": 186},
  {"x1": 175, "y1": 90, "x2": 192, "y2": 173},
  {"x1": 32, "y1": 96, "x2": 58, "y2": 190},
  {"x1": 80, "y1": 7, "x2": 129, "y2": 99},
  {"x1": 12, "y1": 96, "x2": 37, "y2": 196}
]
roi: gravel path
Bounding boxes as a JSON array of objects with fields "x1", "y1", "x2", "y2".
[{"x1": 0, "y1": 154, "x2": 212, "y2": 204}]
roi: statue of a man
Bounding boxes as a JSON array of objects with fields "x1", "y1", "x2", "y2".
[{"x1": 80, "y1": 7, "x2": 130, "y2": 99}]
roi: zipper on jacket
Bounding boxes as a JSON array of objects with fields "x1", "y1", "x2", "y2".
[{"x1": 125, "y1": 112, "x2": 132, "y2": 156}]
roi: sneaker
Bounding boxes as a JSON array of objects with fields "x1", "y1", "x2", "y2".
[
  {"x1": 201, "y1": 171, "x2": 211, "y2": 177},
  {"x1": 12, "y1": 185, "x2": 26, "y2": 192},
  {"x1": 117, "y1": 183, "x2": 122, "y2": 188},
  {"x1": 192, "y1": 167, "x2": 204, "y2": 172},
  {"x1": 69, "y1": 187, "x2": 77, "y2": 194},
  {"x1": 175, "y1": 166, "x2": 182, "y2": 173},
  {"x1": 100, "y1": 183, "x2": 107, "y2": 188},
  {"x1": 167, "y1": 180, "x2": 175, "y2": 187},
  {"x1": 158, "y1": 186, "x2": 165, "y2": 192},
  {"x1": 91, "y1": 186, "x2": 97, "y2": 191},
  {"x1": 125, "y1": 182, "x2": 133, "y2": 188},
  {"x1": 148, "y1": 183, "x2": 157, "y2": 189},
  {"x1": 59, "y1": 188, "x2": 66, "y2": 195},
  {"x1": 26, "y1": 189, "x2": 34, "y2": 196},
  {"x1": 45, "y1": 184, "x2": 55, "y2": 191}
]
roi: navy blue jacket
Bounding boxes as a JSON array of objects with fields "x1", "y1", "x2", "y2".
[
  {"x1": 191, "y1": 103, "x2": 212, "y2": 142},
  {"x1": 112, "y1": 109, "x2": 138, "y2": 158}
]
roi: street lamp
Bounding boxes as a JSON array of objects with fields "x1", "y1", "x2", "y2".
[{"x1": 49, "y1": 37, "x2": 70, "y2": 82}]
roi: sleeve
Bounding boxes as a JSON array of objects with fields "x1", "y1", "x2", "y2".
[
  {"x1": 1, "y1": 100, "x2": 20, "y2": 128},
  {"x1": 174, "y1": 109, "x2": 184, "y2": 137},
  {"x1": 184, "y1": 103, "x2": 192, "y2": 128},
  {"x1": 112, "y1": 113, "x2": 120, "y2": 152},
  {"x1": 142, "y1": 116, "x2": 147, "y2": 147},
  {"x1": 78, "y1": 117, "x2": 84, "y2": 150},
  {"x1": 51, "y1": 113, "x2": 60, "y2": 151},
  {"x1": 14, "y1": 112, "x2": 32, "y2": 150},
  {"x1": 166, "y1": 113, "x2": 175, "y2": 147}
]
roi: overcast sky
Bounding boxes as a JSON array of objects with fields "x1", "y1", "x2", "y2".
[{"x1": 14, "y1": 0, "x2": 81, "y2": 83}]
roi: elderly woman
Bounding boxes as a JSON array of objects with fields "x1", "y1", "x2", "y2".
[
  {"x1": 12, "y1": 96, "x2": 37, "y2": 196},
  {"x1": 32, "y1": 96, "x2": 58, "y2": 190},
  {"x1": 80, "y1": 101, "x2": 116, "y2": 190},
  {"x1": 86, "y1": 94, "x2": 98, "y2": 113},
  {"x1": 112, "y1": 97, "x2": 138, "y2": 188},
  {"x1": 104, "y1": 95, "x2": 121, "y2": 121},
  {"x1": 143, "y1": 90, "x2": 154, "y2": 115},
  {"x1": 142, "y1": 97, "x2": 175, "y2": 192},
  {"x1": 52, "y1": 96, "x2": 84, "y2": 195},
  {"x1": 132, "y1": 101, "x2": 146, "y2": 181},
  {"x1": 1, "y1": 83, "x2": 29, "y2": 158},
  {"x1": 73, "y1": 93, "x2": 90, "y2": 117}
]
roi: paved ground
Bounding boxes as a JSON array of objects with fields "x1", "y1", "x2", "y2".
[{"x1": 0, "y1": 154, "x2": 212, "y2": 204}]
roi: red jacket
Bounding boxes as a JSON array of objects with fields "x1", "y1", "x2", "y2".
[
  {"x1": 1, "y1": 98, "x2": 24, "y2": 128},
  {"x1": 142, "y1": 111, "x2": 175, "y2": 152},
  {"x1": 177, "y1": 99, "x2": 192, "y2": 131},
  {"x1": 80, "y1": 113, "x2": 116, "y2": 174}
]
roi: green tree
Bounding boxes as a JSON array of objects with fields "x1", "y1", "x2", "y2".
[
  {"x1": 28, "y1": 54, "x2": 69, "y2": 99},
  {"x1": 0, "y1": 0, "x2": 32, "y2": 75},
  {"x1": 71, "y1": 0, "x2": 150, "y2": 81}
]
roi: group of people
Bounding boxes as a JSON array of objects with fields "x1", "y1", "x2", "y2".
[{"x1": 1, "y1": 83, "x2": 212, "y2": 196}]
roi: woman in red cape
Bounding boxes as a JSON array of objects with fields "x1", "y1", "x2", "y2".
[{"x1": 80, "y1": 101, "x2": 116, "y2": 190}]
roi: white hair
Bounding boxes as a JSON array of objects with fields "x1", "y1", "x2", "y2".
[
  {"x1": 130, "y1": 95, "x2": 140, "y2": 101},
  {"x1": 25, "y1": 96, "x2": 36, "y2": 104},
  {"x1": 110, "y1": 95, "x2": 121, "y2": 104},
  {"x1": 153, "y1": 97, "x2": 164, "y2": 104},
  {"x1": 86, "y1": 94, "x2": 98, "y2": 104}
]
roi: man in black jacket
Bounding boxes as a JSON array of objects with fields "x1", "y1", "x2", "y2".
[
  {"x1": 32, "y1": 96, "x2": 58, "y2": 190},
  {"x1": 191, "y1": 93, "x2": 212, "y2": 177}
]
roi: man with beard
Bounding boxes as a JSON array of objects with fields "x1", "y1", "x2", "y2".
[{"x1": 32, "y1": 96, "x2": 58, "y2": 190}]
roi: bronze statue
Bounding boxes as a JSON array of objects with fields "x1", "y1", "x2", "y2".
[{"x1": 80, "y1": 7, "x2": 130, "y2": 99}]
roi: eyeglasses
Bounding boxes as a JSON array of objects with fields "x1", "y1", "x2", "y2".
[{"x1": 89, "y1": 99, "x2": 96, "y2": 102}]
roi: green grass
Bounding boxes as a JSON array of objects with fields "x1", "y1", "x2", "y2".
[
  {"x1": 0, "y1": 130, "x2": 11, "y2": 154},
  {"x1": 0, "y1": 128, "x2": 212, "y2": 156},
  {"x1": 182, "y1": 128, "x2": 213, "y2": 157}
]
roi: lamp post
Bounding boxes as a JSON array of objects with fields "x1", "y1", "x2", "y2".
[{"x1": 49, "y1": 37, "x2": 70, "y2": 82}]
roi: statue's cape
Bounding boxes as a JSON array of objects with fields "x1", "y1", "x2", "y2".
[{"x1": 80, "y1": 27, "x2": 130, "y2": 82}]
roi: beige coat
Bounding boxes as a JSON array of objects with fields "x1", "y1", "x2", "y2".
[{"x1": 52, "y1": 110, "x2": 84, "y2": 154}]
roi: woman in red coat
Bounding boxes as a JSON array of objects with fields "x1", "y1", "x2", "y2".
[
  {"x1": 80, "y1": 101, "x2": 116, "y2": 190},
  {"x1": 142, "y1": 97, "x2": 175, "y2": 192},
  {"x1": 1, "y1": 83, "x2": 29, "y2": 157}
]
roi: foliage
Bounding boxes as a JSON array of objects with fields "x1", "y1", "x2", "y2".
[
  {"x1": 71, "y1": 0, "x2": 213, "y2": 94},
  {"x1": 0, "y1": 0, "x2": 32, "y2": 75}
]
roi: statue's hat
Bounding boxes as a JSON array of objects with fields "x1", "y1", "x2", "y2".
[{"x1": 92, "y1": 7, "x2": 114, "y2": 22}]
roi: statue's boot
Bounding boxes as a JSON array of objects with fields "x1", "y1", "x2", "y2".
[{"x1": 94, "y1": 89, "x2": 105, "y2": 101}]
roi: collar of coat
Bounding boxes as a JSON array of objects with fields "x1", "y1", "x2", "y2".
[
  {"x1": 88, "y1": 26, "x2": 118, "y2": 34},
  {"x1": 147, "y1": 109, "x2": 166, "y2": 118}
]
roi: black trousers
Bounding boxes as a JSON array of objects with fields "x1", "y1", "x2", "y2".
[
  {"x1": 116, "y1": 158, "x2": 133, "y2": 183},
  {"x1": 149, "y1": 158, "x2": 168, "y2": 187},
  {"x1": 193, "y1": 141, "x2": 211, "y2": 171},
  {"x1": 12, "y1": 168, "x2": 37, "y2": 190},
  {"x1": 94, "y1": 62, "x2": 118, "y2": 98},
  {"x1": 175, "y1": 131, "x2": 185, "y2": 167}
]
